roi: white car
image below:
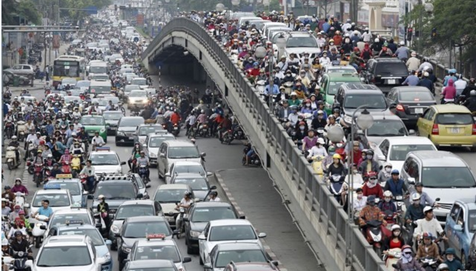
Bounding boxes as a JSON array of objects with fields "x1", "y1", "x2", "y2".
[
  {"x1": 165, "y1": 161, "x2": 210, "y2": 184},
  {"x1": 44, "y1": 208, "x2": 97, "y2": 237},
  {"x1": 30, "y1": 184, "x2": 74, "y2": 214},
  {"x1": 372, "y1": 136, "x2": 437, "y2": 173},
  {"x1": 33, "y1": 235, "x2": 102, "y2": 271},
  {"x1": 198, "y1": 219, "x2": 267, "y2": 265},
  {"x1": 146, "y1": 133, "x2": 176, "y2": 167},
  {"x1": 157, "y1": 140, "x2": 206, "y2": 178},
  {"x1": 88, "y1": 148, "x2": 126, "y2": 176}
]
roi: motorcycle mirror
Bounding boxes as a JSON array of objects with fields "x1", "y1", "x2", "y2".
[
  {"x1": 39, "y1": 225, "x2": 47, "y2": 230},
  {"x1": 210, "y1": 185, "x2": 217, "y2": 190},
  {"x1": 435, "y1": 198, "x2": 440, "y2": 201},
  {"x1": 146, "y1": 184, "x2": 151, "y2": 188}
]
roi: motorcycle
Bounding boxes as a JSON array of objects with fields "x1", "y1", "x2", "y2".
[
  {"x1": 138, "y1": 164, "x2": 150, "y2": 184},
  {"x1": 383, "y1": 248, "x2": 401, "y2": 270},
  {"x1": 16, "y1": 121, "x2": 27, "y2": 142},
  {"x1": 33, "y1": 163, "x2": 43, "y2": 187},
  {"x1": 172, "y1": 123, "x2": 180, "y2": 136},
  {"x1": 5, "y1": 121, "x2": 14, "y2": 139},
  {"x1": 175, "y1": 203, "x2": 186, "y2": 237},
  {"x1": 62, "y1": 160, "x2": 72, "y2": 174},
  {"x1": 43, "y1": 164, "x2": 54, "y2": 183},
  {"x1": 365, "y1": 220, "x2": 387, "y2": 256},
  {"x1": 255, "y1": 80, "x2": 266, "y2": 96},
  {"x1": 221, "y1": 129, "x2": 234, "y2": 145},
  {"x1": 6, "y1": 146, "x2": 20, "y2": 170},
  {"x1": 309, "y1": 155, "x2": 325, "y2": 175},
  {"x1": 13, "y1": 192, "x2": 26, "y2": 210},
  {"x1": 198, "y1": 123, "x2": 210, "y2": 138},
  {"x1": 26, "y1": 159, "x2": 35, "y2": 175},
  {"x1": 9, "y1": 247, "x2": 33, "y2": 271},
  {"x1": 328, "y1": 174, "x2": 346, "y2": 205},
  {"x1": 233, "y1": 126, "x2": 245, "y2": 140},
  {"x1": 420, "y1": 257, "x2": 438, "y2": 271},
  {"x1": 31, "y1": 215, "x2": 48, "y2": 248},
  {"x1": 282, "y1": 81, "x2": 294, "y2": 94}
]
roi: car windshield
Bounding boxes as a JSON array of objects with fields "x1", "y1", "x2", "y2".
[
  {"x1": 209, "y1": 225, "x2": 256, "y2": 241},
  {"x1": 149, "y1": 137, "x2": 173, "y2": 147},
  {"x1": 37, "y1": 246, "x2": 92, "y2": 267},
  {"x1": 399, "y1": 91, "x2": 434, "y2": 102},
  {"x1": 64, "y1": 97, "x2": 81, "y2": 103},
  {"x1": 133, "y1": 245, "x2": 180, "y2": 262},
  {"x1": 344, "y1": 94, "x2": 387, "y2": 109},
  {"x1": 130, "y1": 91, "x2": 147, "y2": 97},
  {"x1": 421, "y1": 167, "x2": 476, "y2": 188},
  {"x1": 191, "y1": 207, "x2": 237, "y2": 222},
  {"x1": 125, "y1": 85, "x2": 140, "y2": 91},
  {"x1": 154, "y1": 189, "x2": 187, "y2": 203},
  {"x1": 32, "y1": 194, "x2": 70, "y2": 207},
  {"x1": 49, "y1": 182, "x2": 81, "y2": 195},
  {"x1": 91, "y1": 99, "x2": 108, "y2": 106},
  {"x1": 327, "y1": 82, "x2": 345, "y2": 95},
  {"x1": 103, "y1": 112, "x2": 123, "y2": 120},
  {"x1": 436, "y1": 113, "x2": 473, "y2": 125},
  {"x1": 173, "y1": 178, "x2": 208, "y2": 190},
  {"x1": 90, "y1": 85, "x2": 111, "y2": 94},
  {"x1": 389, "y1": 144, "x2": 436, "y2": 161},
  {"x1": 168, "y1": 147, "x2": 199, "y2": 159},
  {"x1": 468, "y1": 210, "x2": 476, "y2": 233},
  {"x1": 89, "y1": 153, "x2": 119, "y2": 165},
  {"x1": 174, "y1": 165, "x2": 205, "y2": 175},
  {"x1": 76, "y1": 81, "x2": 90, "y2": 88},
  {"x1": 375, "y1": 62, "x2": 408, "y2": 76},
  {"x1": 116, "y1": 205, "x2": 154, "y2": 220},
  {"x1": 215, "y1": 250, "x2": 267, "y2": 268},
  {"x1": 132, "y1": 78, "x2": 147, "y2": 85},
  {"x1": 139, "y1": 126, "x2": 163, "y2": 136},
  {"x1": 120, "y1": 118, "x2": 144, "y2": 127},
  {"x1": 286, "y1": 37, "x2": 317, "y2": 48},
  {"x1": 366, "y1": 120, "x2": 407, "y2": 137},
  {"x1": 94, "y1": 184, "x2": 136, "y2": 199},
  {"x1": 123, "y1": 222, "x2": 171, "y2": 238},
  {"x1": 59, "y1": 229, "x2": 104, "y2": 246},
  {"x1": 62, "y1": 79, "x2": 77, "y2": 85},
  {"x1": 50, "y1": 213, "x2": 91, "y2": 227},
  {"x1": 81, "y1": 116, "x2": 105, "y2": 126},
  {"x1": 89, "y1": 66, "x2": 108, "y2": 74},
  {"x1": 328, "y1": 68, "x2": 356, "y2": 74}
]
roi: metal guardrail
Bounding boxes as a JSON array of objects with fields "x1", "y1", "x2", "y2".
[{"x1": 142, "y1": 18, "x2": 389, "y2": 271}]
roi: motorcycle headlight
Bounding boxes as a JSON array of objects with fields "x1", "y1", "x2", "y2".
[
  {"x1": 149, "y1": 152, "x2": 157, "y2": 158},
  {"x1": 189, "y1": 230, "x2": 201, "y2": 238},
  {"x1": 142, "y1": 100, "x2": 148, "y2": 104},
  {"x1": 111, "y1": 225, "x2": 119, "y2": 233},
  {"x1": 121, "y1": 246, "x2": 131, "y2": 253}
]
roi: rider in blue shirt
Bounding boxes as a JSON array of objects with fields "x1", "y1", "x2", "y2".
[{"x1": 32, "y1": 200, "x2": 53, "y2": 221}]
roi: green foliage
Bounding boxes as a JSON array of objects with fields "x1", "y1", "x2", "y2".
[{"x1": 2, "y1": 0, "x2": 41, "y2": 25}]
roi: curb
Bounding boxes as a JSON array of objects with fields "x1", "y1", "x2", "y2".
[{"x1": 214, "y1": 171, "x2": 288, "y2": 271}]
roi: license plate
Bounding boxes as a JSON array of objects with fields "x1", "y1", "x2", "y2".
[
  {"x1": 450, "y1": 128, "x2": 460, "y2": 134},
  {"x1": 110, "y1": 127, "x2": 117, "y2": 130},
  {"x1": 174, "y1": 127, "x2": 178, "y2": 130},
  {"x1": 387, "y1": 79, "x2": 396, "y2": 84},
  {"x1": 414, "y1": 108, "x2": 423, "y2": 114}
]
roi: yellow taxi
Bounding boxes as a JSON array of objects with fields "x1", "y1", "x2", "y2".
[{"x1": 417, "y1": 104, "x2": 476, "y2": 151}]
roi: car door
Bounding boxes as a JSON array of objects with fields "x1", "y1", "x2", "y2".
[
  {"x1": 199, "y1": 223, "x2": 211, "y2": 261},
  {"x1": 377, "y1": 139, "x2": 389, "y2": 165},
  {"x1": 158, "y1": 143, "x2": 166, "y2": 175},
  {"x1": 446, "y1": 203, "x2": 462, "y2": 250},
  {"x1": 417, "y1": 108, "x2": 434, "y2": 136}
]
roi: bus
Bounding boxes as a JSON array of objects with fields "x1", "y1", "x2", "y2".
[
  {"x1": 87, "y1": 60, "x2": 108, "y2": 79},
  {"x1": 52, "y1": 55, "x2": 86, "y2": 88}
]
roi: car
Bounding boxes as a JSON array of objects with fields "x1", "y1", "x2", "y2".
[
  {"x1": 468, "y1": 233, "x2": 476, "y2": 269},
  {"x1": 103, "y1": 110, "x2": 124, "y2": 135},
  {"x1": 4, "y1": 64, "x2": 35, "y2": 77},
  {"x1": 320, "y1": 73, "x2": 362, "y2": 114},
  {"x1": 46, "y1": 224, "x2": 113, "y2": 271},
  {"x1": 364, "y1": 113, "x2": 412, "y2": 145},
  {"x1": 47, "y1": 176, "x2": 88, "y2": 208},
  {"x1": 128, "y1": 90, "x2": 149, "y2": 111},
  {"x1": 400, "y1": 150, "x2": 476, "y2": 224},
  {"x1": 445, "y1": 200, "x2": 476, "y2": 268},
  {"x1": 205, "y1": 242, "x2": 278, "y2": 271},
  {"x1": 199, "y1": 219, "x2": 267, "y2": 265},
  {"x1": 30, "y1": 184, "x2": 74, "y2": 213},
  {"x1": 116, "y1": 116, "x2": 145, "y2": 146},
  {"x1": 123, "y1": 259, "x2": 179, "y2": 271},
  {"x1": 224, "y1": 262, "x2": 280, "y2": 271},
  {"x1": 372, "y1": 137, "x2": 437, "y2": 174},
  {"x1": 387, "y1": 86, "x2": 437, "y2": 127},
  {"x1": 87, "y1": 148, "x2": 126, "y2": 176},
  {"x1": 80, "y1": 115, "x2": 108, "y2": 143},
  {"x1": 126, "y1": 73, "x2": 138, "y2": 84},
  {"x1": 169, "y1": 173, "x2": 214, "y2": 200},
  {"x1": 363, "y1": 58, "x2": 409, "y2": 93},
  {"x1": 89, "y1": 80, "x2": 112, "y2": 95},
  {"x1": 61, "y1": 78, "x2": 77, "y2": 88},
  {"x1": 45, "y1": 208, "x2": 98, "y2": 237},
  {"x1": 34, "y1": 235, "x2": 102, "y2": 271},
  {"x1": 116, "y1": 216, "x2": 175, "y2": 266},
  {"x1": 165, "y1": 161, "x2": 210, "y2": 184},
  {"x1": 323, "y1": 65, "x2": 357, "y2": 75},
  {"x1": 123, "y1": 234, "x2": 191, "y2": 271},
  {"x1": 123, "y1": 84, "x2": 141, "y2": 101},
  {"x1": 3, "y1": 70, "x2": 32, "y2": 86},
  {"x1": 109, "y1": 200, "x2": 162, "y2": 250},
  {"x1": 134, "y1": 124, "x2": 166, "y2": 145},
  {"x1": 146, "y1": 133, "x2": 176, "y2": 167},
  {"x1": 90, "y1": 176, "x2": 144, "y2": 217},
  {"x1": 131, "y1": 77, "x2": 148, "y2": 89},
  {"x1": 129, "y1": 173, "x2": 151, "y2": 199},
  {"x1": 284, "y1": 32, "x2": 321, "y2": 59},
  {"x1": 416, "y1": 104, "x2": 476, "y2": 150},
  {"x1": 64, "y1": 96, "x2": 83, "y2": 105},
  {"x1": 153, "y1": 184, "x2": 194, "y2": 228},
  {"x1": 157, "y1": 140, "x2": 206, "y2": 178},
  {"x1": 91, "y1": 97, "x2": 120, "y2": 112},
  {"x1": 184, "y1": 202, "x2": 244, "y2": 254}
]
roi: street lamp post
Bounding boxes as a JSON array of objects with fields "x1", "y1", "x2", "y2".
[
  {"x1": 255, "y1": 46, "x2": 274, "y2": 111},
  {"x1": 327, "y1": 105, "x2": 373, "y2": 269}
]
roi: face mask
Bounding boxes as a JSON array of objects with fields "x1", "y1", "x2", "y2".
[
  {"x1": 299, "y1": 126, "x2": 305, "y2": 130},
  {"x1": 306, "y1": 103, "x2": 310, "y2": 107},
  {"x1": 446, "y1": 256, "x2": 454, "y2": 262},
  {"x1": 353, "y1": 169, "x2": 358, "y2": 174},
  {"x1": 403, "y1": 252, "x2": 412, "y2": 259},
  {"x1": 369, "y1": 179, "x2": 377, "y2": 184},
  {"x1": 367, "y1": 155, "x2": 373, "y2": 160},
  {"x1": 385, "y1": 167, "x2": 391, "y2": 173},
  {"x1": 357, "y1": 194, "x2": 363, "y2": 199},
  {"x1": 286, "y1": 73, "x2": 291, "y2": 76},
  {"x1": 385, "y1": 198, "x2": 391, "y2": 203}
]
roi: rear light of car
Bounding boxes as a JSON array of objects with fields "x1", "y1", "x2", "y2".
[
  {"x1": 432, "y1": 124, "x2": 439, "y2": 135},
  {"x1": 472, "y1": 124, "x2": 476, "y2": 135},
  {"x1": 396, "y1": 104, "x2": 405, "y2": 112}
]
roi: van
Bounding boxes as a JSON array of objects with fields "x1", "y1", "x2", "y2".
[{"x1": 89, "y1": 80, "x2": 112, "y2": 95}]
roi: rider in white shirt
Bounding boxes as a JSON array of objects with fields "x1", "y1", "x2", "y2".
[{"x1": 208, "y1": 191, "x2": 221, "y2": 202}]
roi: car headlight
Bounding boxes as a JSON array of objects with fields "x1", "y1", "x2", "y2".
[
  {"x1": 150, "y1": 152, "x2": 157, "y2": 158},
  {"x1": 102, "y1": 252, "x2": 111, "y2": 262},
  {"x1": 100, "y1": 128, "x2": 106, "y2": 133},
  {"x1": 111, "y1": 225, "x2": 119, "y2": 233},
  {"x1": 189, "y1": 230, "x2": 201, "y2": 238},
  {"x1": 117, "y1": 131, "x2": 125, "y2": 136},
  {"x1": 142, "y1": 100, "x2": 148, "y2": 104},
  {"x1": 121, "y1": 246, "x2": 131, "y2": 253},
  {"x1": 344, "y1": 115, "x2": 353, "y2": 124}
]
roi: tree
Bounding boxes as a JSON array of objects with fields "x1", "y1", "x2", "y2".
[{"x1": 2, "y1": 0, "x2": 41, "y2": 25}]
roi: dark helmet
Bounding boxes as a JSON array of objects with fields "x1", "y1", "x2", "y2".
[
  {"x1": 14, "y1": 231, "x2": 23, "y2": 237},
  {"x1": 4, "y1": 185, "x2": 11, "y2": 190},
  {"x1": 366, "y1": 149, "x2": 374, "y2": 156},
  {"x1": 210, "y1": 191, "x2": 218, "y2": 197},
  {"x1": 184, "y1": 192, "x2": 193, "y2": 198}
]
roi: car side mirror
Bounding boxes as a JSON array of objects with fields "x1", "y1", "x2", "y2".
[
  {"x1": 87, "y1": 194, "x2": 94, "y2": 199},
  {"x1": 137, "y1": 193, "x2": 143, "y2": 199},
  {"x1": 182, "y1": 217, "x2": 189, "y2": 222},
  {"x1": 377, "y1": 155, "x2": 386, "y2": 161},
  {"x1": 120, "y1": 161, "x2": 126, "y2": 165},
  {"x1": 105, "y1": 239, "x2": 112, "y2": 245},
  {"x1": 95, "y1": 223, "x2": 102, "y2": 228},
  {"x1": 258, "y1": 232, "x2": 267, "y2": 238},
  {"x1": 239, "y1": 215, "x2": 246, "y2": 219},
  {"x1": 210, "y1": 185, "x2": 217, "y2": 190},
  {"x1": 203, "y1": 263, "x2": 213, "y2": 270},
  {"x1": 114, "y1": 232, "x2": 121, "y2": 237},
  {"x1": 198, "y1": 234, "x2": 206, "y2": 240},
  {"x1": 146, "y1": 184, "x2": 151, "y2": 188},
  {"x1": 435, "y1": 198, "x2": 440, "y2": 202},
  {"x1": 454, "y1": 225, "x2": 463, "y2": 231},
  {"x1": 207, "y1": 172, "x2": 213, "y2": 177},
  {"x1": 39, "y1": 225, "x2": 47, "y2": 230},
  {"x1": 183, "y1": 257, "x2": 192, "y2": 263},
  {"x1": 23, "y1": 203, "x2": 29, "y2": 208},
  {"x1": 389, "y1": 103, "x2": 397, "y2": 109},
  {"x1": 409, "y1": 129, "x2": 416, "y2": 135},
  {"x1": 123, "y1": 259, "x2": 129, "y2": 263},
  {"x1": 271, "y1": 260, "x2": 279, "y2": 266},
  {"x1": 407, "y1": 177, "x2": 416, "y2": 184},
  {"x1": 200, "y1": 152, "x2": 206, "y2": 157},
  {"x1": 172, "y1": 230, "x2": 179, "y2": 236}
]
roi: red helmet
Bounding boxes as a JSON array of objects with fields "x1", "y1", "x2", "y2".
[
  {"x1": 299, "y1": 121, "x2": 306, "y2": 126},
  {"x1": 367, "y1": 171, "x2": 377, "y2": 178},
  {"x1": 353, "y1": 47, "x2": 360, "y2": 52}
]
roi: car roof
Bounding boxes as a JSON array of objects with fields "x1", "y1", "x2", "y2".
[
  {"x1": 381, "y1": 136, "x2": 434, "y2": 145},
  {"x1": 215, "y1": 242, "x2": 262, "y2": 250},
  {"x1": 209, "y1": 219, "x2": 252, "y2": 226},
  {"x1": 340, "y1": 83, "x2": 381, "y2": 91},
  {"x1": 163, "y1": 140, "x2": 196, "y2": 147},
  {"x1": 325, "y1": 73, "x2": 361, "y2": 81},
  {"x1": 126, "y1": 259, "x2": 176, "y2": 268},
  {"x1": 172, "y1": 173, "x2": 206, "y2": 179},
  {"x1": 49, "y1": 178, "x2": 81, "y2": 183},
  {"x1": 454, "y1": 200, "x2": 476, "y2": 210},
  {"x1": 409, "y1": 151, "x2": 466, "y2": 167},
  {"x1": 35, "y1": 189, "x2": 69, "y2": 195},
  {"x1": 52, "y1": 208, "x2": 89, "y2": 215},
  {"x1": 103, "y1": 110, "x2": 123, "y2": 114},
  {"x1": 149, "y1": 133, "x2": 174, "y2": 138},
  {"x1": 55, "y1": 224, "x2": 98, "y2": 231},
  {"x1": 369, "y1": 113, "x2": 402, "y2": 120},
  {"x1": 173, "y1": 161, "x2": 204, "y2": 166},
  {"x1": 158, "y1": 184, "x2": 191, "y2": 190},
  {"x1": 121, "y1": 116, "x2": 144, "y2": 120},
  {"x1": 193, "y1": 201, "x2": 234, "y2": 208},
  {"x1": 288, "y1": 31, "x2": 311, "y2": 37},
  {"x1": 125, "y1": 216, "x2": 166, "y2": 223},
  {"x1": 119, "y1": 199, "x2": 155, "y2": 206},
  {"x1": 372, "y1": 58, "x2": 406, "y2": 63},
  {"x1": 43, "y1": 235, "x2": 89, "y2": 247},
  {"x1": 82, "y1": 115, "x2": 104, "y2": 119},
  {"x1": 138, "y1": 124, "x2": 162, "y2": 127},
  {"x1": 431, "y1": 104, "x2": 471, "y2": 114},
  {"x1": 90, "y1": 150, "x2": 116, "y2": 155},
  {"x1": 391, "y1": 86, "x2": 431, "y2": 92}
]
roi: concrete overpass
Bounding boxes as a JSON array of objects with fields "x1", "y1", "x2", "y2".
[{"x1": 142, "y1": 18, "x2": 387, "y2": 271}]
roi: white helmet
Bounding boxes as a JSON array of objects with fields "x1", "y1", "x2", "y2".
[
  {"x1": 383, "y1": 190, "x2": 393, "y2": 198},
  {"x1": 423, "y1": 206, "x2": 433, "y2": 213},
  {"x1": 412, "y1": 193, "x2": 421, "y2": 201},
  {"x1": 399, "y1": 41, "x2": 405, "y2": 46},
  {"x1": 11, "y1": 135, "x2": 17, "y2": 140},
  {"x1": 391, "y1": 224, "x2": 401, "y2": 231},
  {"x1": 384, "y1": 162, "x2": 392, "y2": 168},
  {"x1": 98, "y1": 195, "x2": 105, "y2": 199},
  {"x1": 317, "y1": 138, "x2": 325, "y2": 145},
  {"x1": 374, "y1": 38, "x2": 379, "y2": 43}
]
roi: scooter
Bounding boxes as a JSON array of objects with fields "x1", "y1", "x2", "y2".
[
  {"x1": 8, "y1": 246, "x2": 34, "y2": 271},
  {"x1": 62, "y1": 160, "x2": 72, "y2": 174},
  {"x1": 31, "y1": 215, "x2": 48, "y2": 248},
  {"x1": 138, "y1": 165, "x2": 150, "y2": 184},
  {"x1": 233, "y1": 126, "x2": 245, "y2": 140},
  {"x1": 175, "y1": 203, "x2": 186, "y2": 237},
  {"x1": 383, "y1": 248, "x2": 401, "y2": 270},
  {"x1": 6, "y1": 146, "x2": 20, "y2": 170},
  {"x1": 198, "y1": 123, "x2": 210, "y2": 138},
  {"x1": 282, "y1": 81, "x2": 294, "y2": 94},
  {"x1": 365, "y1": 220, "x2": 387, "y2": 256},
  {"x1": 221, "y1": 129, "x2": 234, "y2": 145},
  {"x1": 172, "y1": 123, "x2": 180, "y2": 136},
  {"x1": 419, "y1": 257, "x2": 438, "y2": 271},
  {"x1": 255, "y1": 80, "x2": 266, "y2": 96},
  {"x1": 328, "y1": 174, "x2": 346, "y2": 204},
  {"x1": 309, "y1": 155, "x2": 325, "y2": 175},
  {"x1": 33, "y1": 163, "x2": 43, "y2": 188},
  {"x1": 16, "y1": 121, "x2": 27, "y2": 142},
  {"x1": 13, "y1": 192, "x2": 26, "y2": 210}
]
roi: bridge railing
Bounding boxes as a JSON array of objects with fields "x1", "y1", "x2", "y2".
[{"x1": 143, "y1": 18, "x2": 389, "y2": 271}]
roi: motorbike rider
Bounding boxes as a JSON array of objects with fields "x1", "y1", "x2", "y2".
[
  {"x1": 175, "y1": 192, "x2": 194, "y2": 234},
  {"x1": 416, "y1": 232, "x2": 443, "y2": 262},
  {"x1": 2, "y1": 199, "x2": 11, "y2": 215},
  {"x1": 383, "y1": 169, "x2": 408, "y2": 197},
  {"x1": 89, "y1": 102, "x2": 102, "y2": 115},
  {"x1": 49, "y1": 163, "x2": 63, "y2": 178},
  {"x1": 104, "y1": 100, "x2": 116, "y2": 111},
  {"x1": 302, "y1": 129, "x2": 318, "y2": 155},
  {"x1": 414, "y1": 206, "x2": 445, "y2": 242},
  {"x1": 307, "y1": 138, "x2": 327, "y2": 159},
  {"x1": 25, "y1": 129, "x2": 39, "y2": 150},
  {"x1": 393, "y1": 245, "x2": 425, "y2": 271},
  {"x1": 59, "y1": 149, "x2": 72, "y2": 165},
  {"x1": 358, "y1": 149, "x2": 379, "y2": 177},
  {"x1": 8, "y1": 136, "x2": 21, "y2": 165},
  {"x1": 8, "y1": 205, "x2": 22, "y2": 221},
  {"x1": 218, "y1": 114, "x2": 232, "y2": 142},
  {"x1": 136, "y1": 151, "x2": 150, "y2": 179},
  {"x1": 378, "y1": 190, "x2": 397, "y2": 213},
  {"x1": 311, "y1": 110, "x2": 327, "y2": 130},
  {"x1": 168, "y1": 109, "x2": 181, "y2": 132},
  {"x1": 359, "y1": 195, "x2": 386, "y2": 228},
  {"x1": 463, "y1": 89, "x2": 476, "y2": 112},
  {"x1": 128, "y1": 143, "x2": 142, "y2": 171},
  {"x1": 443, "y1": 247, "x2": 464, "y2": 271},
  {"x1": 383, "y1": 224, "x2": 405, "y2": 253},
  {"x1": 10, "y1": 179, "x2": 28, "y2": 195},
  {"x1": 15, "y1": 210, "x2": 32, "y2": 242},
  {"x1": 80, "y1": 160, "x2": 95, "y2": 193},
  {"x1": 91, "y1": 132, "x2": 105, "y2": 150},
  {"x1": 327, "y1": 154, "x2": 346, "y2": 176},
  {"x1": 413, "y1": 182, "x2": 439, "y2": 207},
  {"x1": 96, "y1": 195, "x2": 110, "y2": 237},
  {"x1": 31, "y1": 199, "x2": 53, "y2": 221},
  {"x1": 208, "y1": 191, "x2": 221, "y2": 202},
  {"x1": 185, "y1": 111, "x2": 197, "y2": 136},
  {"x1": 404, "y1": 193, "x2": 425, "y2": 241},
  {"x1": 9, "y1": 231, "x2": 33, "y2": 260},
  {"x1": 362, "y1": 172, "x2": 384, "y2": 199}
]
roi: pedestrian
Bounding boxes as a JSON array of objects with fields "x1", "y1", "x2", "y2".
[
  {"x1": 45, "y1": 65, "x2": 50, "y2": 82},
  {"x1": 97, "y1": 195, "x2": 110, "y2": 237}
]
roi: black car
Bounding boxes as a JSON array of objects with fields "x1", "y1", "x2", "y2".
[
  {"x1": 116, "y1": 216, "x2": 175, "y2": 266},
  {"x1": 387, "y1": 86, "x2": 437, "y2": 127},
  {"x1": 363, "y1": 58, "x2": 409, "y2": 93},
  {"x1": 103, "y1": 111, "x2": 124, "y2": 135},
  {"x1": 115, "y1": 116, "x2": 145, "y2": 146},
  {"x1": 184, "y1": 202, "x2": 244, "y2": 254}
]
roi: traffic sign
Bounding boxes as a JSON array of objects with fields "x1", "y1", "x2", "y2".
[{"x1": 85, "y1": 6, "x2": 97, "y2": 14}]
